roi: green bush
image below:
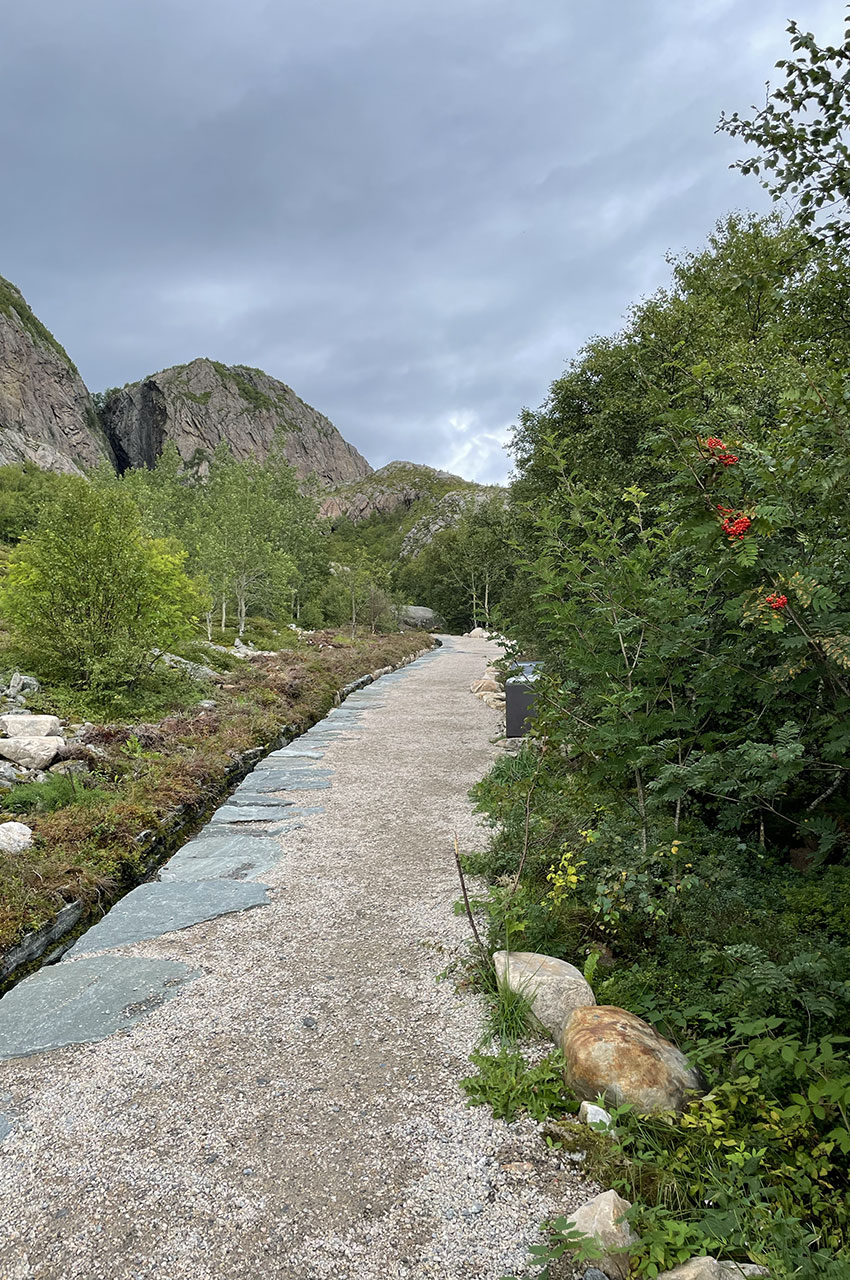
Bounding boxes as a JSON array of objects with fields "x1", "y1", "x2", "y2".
[{"x1": 0, "y1": 481, "x2": 205, "y2": 690}]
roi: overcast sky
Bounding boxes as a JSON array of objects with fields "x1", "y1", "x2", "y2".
[{"x1": 1, "y1": 1, "x2": 842, "y2": 482}]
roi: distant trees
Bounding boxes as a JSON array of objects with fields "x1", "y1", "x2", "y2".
[
  {"x1": 121, "y1": 440, "x2": 325, "y2": 637},
  {"x1": 399, "y1": 493, "x2": 515, "y2": 632}
]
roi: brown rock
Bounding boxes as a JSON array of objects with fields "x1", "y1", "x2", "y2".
[
  {"x1": 561, "y1": 1005, "x2": 703, "y2": 1113},
  {"x1": 471, "y1": 678, "x2": 501, "y2": 694}
]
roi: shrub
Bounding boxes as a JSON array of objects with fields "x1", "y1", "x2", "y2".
[{"x1": 0, "y1": 481, "x2": 205, "y2": 690}]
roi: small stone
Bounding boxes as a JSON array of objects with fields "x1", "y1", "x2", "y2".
[
  {"x1": 48, "y1": 760, "x2": 90, "y2": 778},
  {"x1": 579, "y1": 1101, "x2": 614, "y2": 1130},
  {"x1": 0, "y1": 822, "x2": 33, "y2": 854},
  {"x1": 583, "y1": 1270, "x2": 611, "y2": 1280},
  {"x1": 301, "y1": 1015, "x2": 318, "y2": 1029},
  {"x1": 7, "y1": 673, "x2": 39, "y2": 699}
]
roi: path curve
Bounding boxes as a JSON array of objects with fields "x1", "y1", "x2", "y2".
[{"x1": 0, "y1": 636, "x2": 590, "y2": 1280}]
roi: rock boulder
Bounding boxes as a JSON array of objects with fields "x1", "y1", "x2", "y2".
[
  {"x1": 0, "y1": 737, "x2": 64, "y2": 770},
  {"x1": 0, "y1": 714, "x2": 61, "y2": 738},
  {"x1": 561, "y1": 1005, "x2": 703, "y2": 1113},
  {"x1": 400, "y1": 605, "x2": 442, "y2": 630},
  {"x1": 564, "y1": 1189, "x2": 637, "y2": 1280},
  {"x1": 0, "y1": 822, "x2": 33, "y2": 854},
  {"x1": 657, "y1": 1259, "x2": 768, "y2": 1279},
  {"x1": 493, "y1": 950, "x2": 596, "y2": 1041}
]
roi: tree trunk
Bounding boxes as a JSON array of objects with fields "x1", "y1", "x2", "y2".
[{"x1": 221, "y1": 597, "x2": 227, "y2": 631}]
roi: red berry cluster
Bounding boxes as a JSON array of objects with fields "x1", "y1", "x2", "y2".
[
  {"x1": 704, "y1": 436, "x2": 738, "y2": 466},
  {"x1": 716, "y1": 506, "x2": 752, "y2": 539},
  {"x1": 766, "y1": 593, "x2": 788, "y2": 610}
]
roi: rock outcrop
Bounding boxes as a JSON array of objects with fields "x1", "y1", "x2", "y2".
[
  {"x1": 400, "y1": 485, "x2": 501, "y2": 556},
  {"x1": 100, "y1": 358, "x2": 372, "y2": 487},
  {"x1": 0, "y1": 275, "x2": 114, "y2": 474},
  {"x1": 320, "y1": 461, "x2": 476, "y2": 523},
  {"x1": 561, "y1": 1005, "x2": 704, "y2": 1114}
]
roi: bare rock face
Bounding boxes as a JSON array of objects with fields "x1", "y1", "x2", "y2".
[
  {"x1": 0, "y1": 275, "x2": 114, "y2": 474},
  {"x1": 493, "y1": 950, "x2": 596, "y2": 1041},
  {"x1": 561, "y1": 1005, "x2": 704, "y2": 1114},
  {"x1": 320, "y1": 460, "x2": 476, "y2": 523},
  {"x1": 100, "y1": 358, "x2": 372, "y2": 487}
]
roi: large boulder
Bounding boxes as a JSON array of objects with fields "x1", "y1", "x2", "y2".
[
  {"x1": 0, "y1": 736, "x2": 64, "y2": 770},
  {"x1": 400, "y1": 605, "x2": 442, "y2": 630},
  {"x1": 561, "y1": 1006, "x2": 703, "y2": 1114},
  {"x1": 493, "y1": 950, "x2": 596, "y2": 1041},
  {"x1": 657, "y1": 1260, "x2": 768, "y2": 1279},
  {"x1": 0, "y1": 714, "x2": 61, "y2": 738},
  {"x1": 564, "y1": 1189, "x2": 637, "y2": 1280}
]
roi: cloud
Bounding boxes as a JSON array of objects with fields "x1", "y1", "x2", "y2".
[{"x1": 0, "y1": 0, "x2": 840, "y2": 484}]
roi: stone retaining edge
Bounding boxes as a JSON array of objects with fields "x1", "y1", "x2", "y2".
[{"x1": 0, "y1": 638, "x2": 440, "y2": 991}]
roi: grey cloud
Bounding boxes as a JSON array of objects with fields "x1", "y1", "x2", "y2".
[{"x1": 0, "y1": 0, "x2": 841, "y2": 482}]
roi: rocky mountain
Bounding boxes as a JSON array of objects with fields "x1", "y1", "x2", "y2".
[
  {"x1": 400, "y1": 485, "x2": 502, "y2": 557},
  {"x1": 0, "y1": 276, "x2": 114, "y2": 474},
  {"x1": 320, "y1": 461, "x2": 478, "y2": 523},
  {"x1": 100, "y1": 358, "x2": 372, "y2": 487}
]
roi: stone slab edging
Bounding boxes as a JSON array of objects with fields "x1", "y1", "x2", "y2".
[{"x1": 0, "y1": 639, "x2": 439, "y2": 991}]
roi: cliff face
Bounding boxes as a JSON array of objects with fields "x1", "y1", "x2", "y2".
[
  {"x1": 101, "y1": 358, "x2": 372, "y2": 487},
  {"x1": 320, "y1": 461, "x2": 474, "y2": 522},
  {"x1": 0, "y1": 276, "x2": 114, "y2": 474}
]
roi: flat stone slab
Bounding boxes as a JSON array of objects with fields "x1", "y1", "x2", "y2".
[
  {"x1": 66, "y1": 881, "x2": 269, "y2": 957},
  {"x1": 212, "y1": 804, "x2": 303, "y2": 823},
  {"x1": 227, "y1": 788, "x2": 297, "y2": 805},
  {"x1": 0, "y1": 955, "x2": 198, "y2": 1060},
  {"x1": 266, "y1": 748, "x2": 324, "y2": 760},
  {"x1": 159, "y1": 834, "x2": 283, "y2": 882}
]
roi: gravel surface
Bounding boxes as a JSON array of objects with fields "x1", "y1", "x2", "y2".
[{"x1": 0, "y1": 636, "x2": 594, "y2": 1280}]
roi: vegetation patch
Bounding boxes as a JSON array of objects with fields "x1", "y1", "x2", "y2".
[{"x1": 0, "y1": 629, "x2": 428, "y2": 974}]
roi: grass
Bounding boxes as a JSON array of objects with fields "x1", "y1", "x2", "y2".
[{"x1": 0, "y1": 628, "x2": 430, "y2": 968}]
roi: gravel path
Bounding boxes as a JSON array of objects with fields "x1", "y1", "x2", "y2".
[{"x1": 0, "y1": 636, "x2": 592, "y2": 1280}]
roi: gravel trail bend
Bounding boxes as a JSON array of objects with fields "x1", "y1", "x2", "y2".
[{"x1": 0, "y1": 635, "x2": 590, "y2": 1280}]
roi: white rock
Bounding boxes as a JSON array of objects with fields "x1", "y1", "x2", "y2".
[
  {"x1": 0, "y1": 736, "x2": 64, "y2": 770},
  {"x1": 565, "y1": 1189, "x2": 637, "y2": 1280},
  {"x1": 579, "y1": 1100, "x2": 614, "y2": 1130},
  {"x1": 466, "y1": 626, "x2": 488, "y2": 638},
  {"x1": 657, "y1": 1259, "x2": 768, "y2": 1279},
  {"x1": 0, "y1": 714, "x2": 61, "y2": 738},
  {"x1": 0, "y1": 822, "x2": 33, "y2": 854},
  {"x1": 493, "y1": 950, "x2": 596, "y2": 1041}
]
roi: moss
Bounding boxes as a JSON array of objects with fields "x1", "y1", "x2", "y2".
[
  {"x1": 0, "y1": 275, "x2": 78, "y2": 374},
  {"x1": 209, "y1": 360, "x2": 277, "y2": 414}
]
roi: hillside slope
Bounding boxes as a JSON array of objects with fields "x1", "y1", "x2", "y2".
[
  {"x1": 101, "y1": 358, "x2": 372, "y2": 487},
  {"x1": 0, "y1": 276, "x2": 114, "y2": 474}
]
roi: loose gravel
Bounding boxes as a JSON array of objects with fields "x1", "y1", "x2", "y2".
[{"x1": 0, "y1": 635, "x2": 594, "y2": 1280}]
